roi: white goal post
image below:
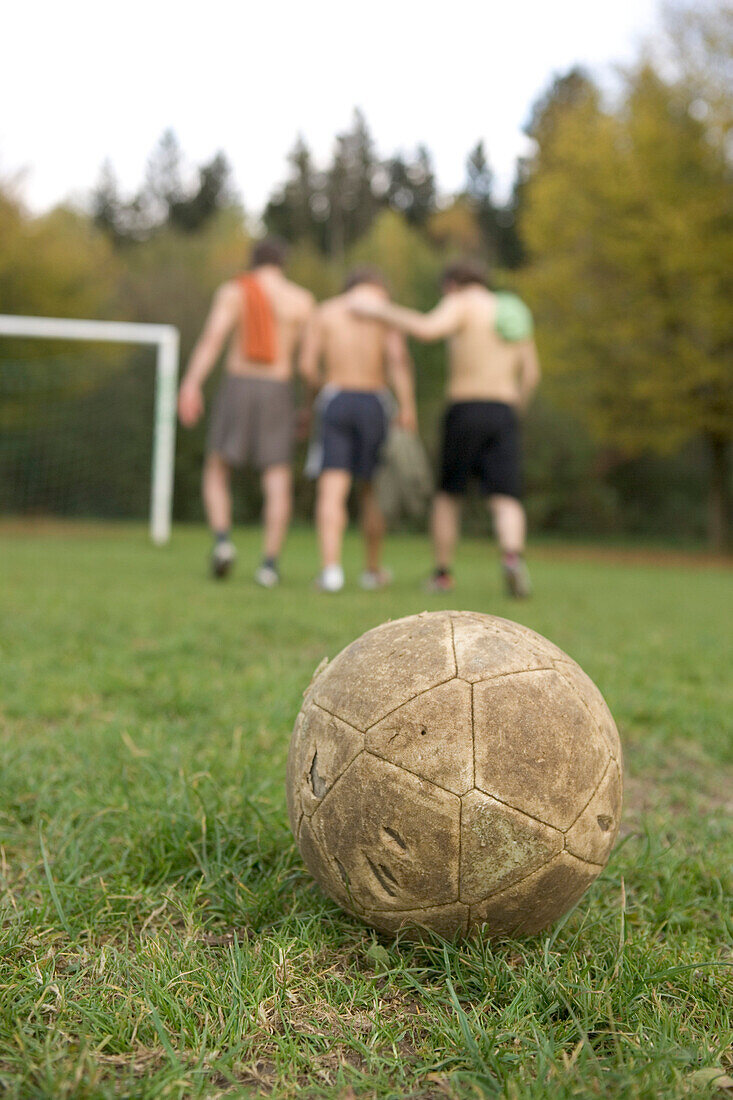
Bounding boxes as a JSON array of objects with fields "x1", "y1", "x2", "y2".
[{"x1": 0, "y1": 314, "x2": 180, "y2": 545}]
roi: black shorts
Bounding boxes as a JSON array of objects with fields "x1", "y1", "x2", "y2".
[
  {"x1": 440, "y1": 401, "x2": 522, "y2": 499},
  {"x1": 321, "y1": 390, "x2": 388, "y2": 480}
]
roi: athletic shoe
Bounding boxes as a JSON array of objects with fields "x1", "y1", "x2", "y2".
[
  {"x1": 314, "y1": 564, "x2": 345, "y2": 593},
  {"x1": 359, "y1": 567, "x2": 393, "y2": 591},
  {"x1": 424, "y1": 571, "x2": 455, "y2": 593},
  {"x1": 254, "y1": 562, "x2": 279, "y2": 589},
  {"x1": 503, "y1": 556, "x2": 532, "y2": 598},
  {"x1": 211, "y1": 540, "x2": 236, "y2": 579}
]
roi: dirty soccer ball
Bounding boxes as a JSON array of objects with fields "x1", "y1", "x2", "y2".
[{"x1": 286, "y1": 611, "x2": 622, "y2": 938}]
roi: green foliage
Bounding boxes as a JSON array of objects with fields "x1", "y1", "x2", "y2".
[
  {"x1": 285, "y1": 240, "x2": 341, "y2": 301},
  {"x1": 428, "y1": 197, "x2": 483, "y2": 256},
  {"x1": 347, "y1": 209, "x2": 442, "y2": 307},
  {"x1": 519, "y1": 11, "x2": 732, "y2": 544},
  {"x1": 0, "y1": 193, "x2": 118, "y2": 318},
  {"x1": 116, "y1": 206, "x2": 250, "y2": 349},
  {"x1": 0, "y1": 527, "x2": 731, "y2": 1097},
  {"x1": 523, "y1": 65, "x2": 731, "y2": 452}
]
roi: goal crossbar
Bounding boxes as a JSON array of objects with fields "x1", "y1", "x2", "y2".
[{"x1": 0, "y1": 314, "x2": 180, "y2": 544}]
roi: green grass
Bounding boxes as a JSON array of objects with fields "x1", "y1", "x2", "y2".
[{"x1": 1, "y1": 526, "x2": 731, "y2": 1099}]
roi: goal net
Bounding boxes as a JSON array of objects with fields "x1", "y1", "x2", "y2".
[{"x1": 0, "y1": 316, "x2": 179, "y2": 544}]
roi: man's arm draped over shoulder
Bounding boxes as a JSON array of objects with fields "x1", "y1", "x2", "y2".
[
  {"x1": 178, "y1": 282, "x2": 240, "y2": 427},
  {"x1": 352, "y1": 294, "x2": 465, "y2": 343}
]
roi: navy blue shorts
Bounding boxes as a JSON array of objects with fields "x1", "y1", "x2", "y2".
[
  {"x1": 321, "y1": 391, "x2": 388, "y2": 480},
  {"x1": 440, "y1": 401, "x2": 522, "y2": 499}
]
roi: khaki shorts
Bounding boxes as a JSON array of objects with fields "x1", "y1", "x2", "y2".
[{"x1": 207, "y1": 374, "x2": 294, "y2": 470}]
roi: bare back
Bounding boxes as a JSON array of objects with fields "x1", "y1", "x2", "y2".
[
  {"x1": 224, "y1": 266, "x2": 314, "y2": 381},
  {"x1": 316, "y1": 287, "x2": 393, "y2": 391},
  {"x1": 447, "y1": 287, "x2": 530, "y2": 404}
]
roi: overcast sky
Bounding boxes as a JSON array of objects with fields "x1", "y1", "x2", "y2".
[{"x1": 3, "y1": 0, "x2": 661, "y2": 215}]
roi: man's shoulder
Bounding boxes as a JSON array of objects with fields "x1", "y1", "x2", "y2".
[
  {"x1": 283, "y1": 279, "x2": 316, "y2": 310},
  {"x1": 457, "y1": 284, "x2": 494, "y2": 302},
  {"x1": 315, "y1": 295, "x2": 345, "y2": 320},
  {"x1": 460, "y1": 285, "x2": 497, "y2": 320},
  {"x1": 213, "y1": 279, "x2": 244, "y2": 309},
  {"x1": 218, "y1": 278, "x2": 243, "y2": 296}
]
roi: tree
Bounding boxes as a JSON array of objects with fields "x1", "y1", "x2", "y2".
[
  {"x1": 382, "y1": 145, "x2": 437, "y2": 227},
  {"x1": 464, "y1": 141, "x2": 501, "y2": 263},
  {"x1": 525, "y1": 66, "x2": 597, "y2": 147},
  {"x1": 495, "y1": 169, "x2": 526, "y2": 270},
  {"x1": 169, "y1": 152, "x2": 234, "y2": 232},
  {"x1": 93, "y1": 132, "x2": 237, "y2": 242},
  {"x1": 346, "y1": 208, "x2": 441, "y2": 307},
  {"x1": 91, "y1": 160, "x2": 123, "y2": 243},
  {"x1": 520, "y1": 36, "x2": 733, "y2": 548},
  {"x1": 326, "y1": 110, "x2": 380, "y2": 258},
  {"x1": 264, "y1": 135, "x2": 326, "y2": 248},
  {"x1": 427, "y1": 199, "x2": 482, "y2": 255},
  {"x1": 0, "y1": 187, "x2": 117, "y2": 319},
  {"x1": 143, "y1": 128, "x2": 185, "y2": 228}
]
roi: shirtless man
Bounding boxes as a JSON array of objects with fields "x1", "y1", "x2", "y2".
[
  {"x1": 299, "y1": 267, "x2": 417, "y2": 593},
  {"x1": 178, "y1": 238, "x2": 314, "y2": 585},
  {"x1": 353, "y1": 260, "x2": 540, "y2": 597}
]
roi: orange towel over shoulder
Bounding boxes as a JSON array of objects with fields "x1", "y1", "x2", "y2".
[{"x1": 238, "y1": 274, "x2": 278, "y2": 364}]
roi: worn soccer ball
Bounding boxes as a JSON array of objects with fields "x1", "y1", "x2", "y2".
[{"x1": 287, "y1": 611, "x2": 622, "y2": 939}]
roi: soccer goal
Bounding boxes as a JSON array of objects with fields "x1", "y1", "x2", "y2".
[{"x1": 0, "y1": 314, "x2": 179, "y2": 545}]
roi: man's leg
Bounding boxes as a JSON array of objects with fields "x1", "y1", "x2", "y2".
[
  {"x1": 203, "y1": 452, "x2": 232, "y2": 532},
  {"x1": 203, "y1": 452, "x2": 236, "y2": 578},
  {"x1": 489, "y1": 494, "x2": 531, "y2": 597},
  {"x1": 315, "y1": 469, "x2": 352, "y2": 591},
  {"x1": 359, "y1": 482, "x2": 391, "y2": 588},
  {"x1": 428, "y1": 491, "x2": 461, "y2": 590},
  {"x1": 255, "y1": 463, "x2": 291, "y2": 587},
  {"x1": 489, "y1": 494, "x2": 526, "y2": 555}
]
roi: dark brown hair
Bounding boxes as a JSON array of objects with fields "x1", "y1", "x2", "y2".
[
  {"x1": 250, "y1": 237, "x2": 289, "y2": 269},
  {"x1": 343, "y1": 265, "x2": 387, "y2": 292},
  {"x1": 441, "y1": 258, "x2": 489, "y2": 289}
]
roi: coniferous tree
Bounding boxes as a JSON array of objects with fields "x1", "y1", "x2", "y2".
[
  {"x1": 464, "y1": 141, "x2": 501, "y2": 263},
  {"x1": 169, "y1": 152, "x2": 234, "y2": 232},
  {"x1": 264, "y1": 135, "x2": 325, "y2": 248},
  {"x1": 91, "y1": 161, "x2": 123, "y2": 243},
  {"x1": 142, "y1": 129, "x2": 185, "y2": 229},
  {"x1": 326, "y1": 110, "x2": 379, "y2": 257},
  {"x1": 93, "y1": 132, "x2": 236, "y2": 242},
  {"x1": 383, "y1": 146, "x2": 437, "y2": 227}
]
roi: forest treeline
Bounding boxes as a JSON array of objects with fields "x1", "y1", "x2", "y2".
[{"x1": 1, "y1": 3, "x2": 730, "y2": 547}]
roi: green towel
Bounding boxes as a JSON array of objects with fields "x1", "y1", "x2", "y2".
[{"x1": 495, "y1": 292, "x2": 534, "y2": 342}]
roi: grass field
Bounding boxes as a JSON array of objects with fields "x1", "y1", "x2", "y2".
[{"x1": 1, "y1": 526, "x2": 731, "y2": 1099}]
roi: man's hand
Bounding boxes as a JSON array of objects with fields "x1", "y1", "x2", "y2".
[
  {"x1": 397, "y1": 405, "x2": 418, "y2": 434},
  {"x1": 178, "y1": 380, "x2": 204, "y2": 427},
  {"x1": 349, "y1": 293, "x2": 388, "y2": 321}
]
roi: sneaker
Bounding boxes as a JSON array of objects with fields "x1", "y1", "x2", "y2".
[
  {"x1": 503, "y1": 556, "x2": 532, "y2": 598},
  {"x1": 211, "y1": 540, "x2": 236, "y2": 579},
  {"x1": 254, "y1": 562, "x2": 280, "y2": 588},
  {"x1": 424, "y1": 570, "x2": 455, "y2": 593},
  {"x1": 314, "y1": 564, "x2": 345, "y2": 593},
  {"x1": 359, "y1": 567, "x2": 393, "y2": 591}
]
